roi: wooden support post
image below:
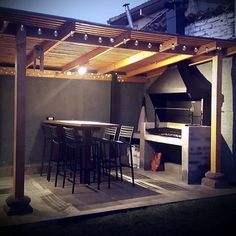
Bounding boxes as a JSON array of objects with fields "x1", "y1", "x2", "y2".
[
  {"x1": 201, "y1": 51, "x2": 228, "y2": 188},
  {"x1": 4, "y1": 25, "x2": 33, "y2": 215},
  {"x1": 210, "y1": 51, "x2": 223, "y2": 173}
]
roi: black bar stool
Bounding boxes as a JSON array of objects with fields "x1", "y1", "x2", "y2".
[{"x1": 40, "y1": 123, "x2": 53, "y2": 176}]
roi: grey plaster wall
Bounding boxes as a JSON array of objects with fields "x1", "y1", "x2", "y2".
[
  {"x1": 0, "y1": 76, "x2": 144, "y2": 167},
  {"x1": 119, "y1": 82, "x2": 144, "y2": 130},
  {"x1": 0, "y1": 77, "x2": 111, "y2": 165}
]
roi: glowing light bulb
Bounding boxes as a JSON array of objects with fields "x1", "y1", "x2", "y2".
[{"x1": 78, "y1": 67, "x2": 87, "y2": 75}]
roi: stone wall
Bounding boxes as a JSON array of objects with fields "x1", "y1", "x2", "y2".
[{"x1": 185, "y1": 11, "x2": 235, "y2": 39}]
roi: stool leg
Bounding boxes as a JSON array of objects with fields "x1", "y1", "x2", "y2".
[
  {"x1": 47, "y1": 141, "x2": 54, "y2": 182},
  {"x1": 129, "y1": 146, "x2": 135, "y2": 186},
  {"x1": 40, "y1": 138, "x2": 46, "y2": 176}
]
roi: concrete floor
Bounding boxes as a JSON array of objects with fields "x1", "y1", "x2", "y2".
[{"x1": 1, "y1": 166, "x2": 236, "y2": 227}]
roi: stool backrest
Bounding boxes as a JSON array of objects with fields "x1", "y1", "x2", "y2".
[
  {"x1": 103, "y1": 126, "x2": 118, "y2": 141},
  {"x1": 42, "y1": 123, "x2": 52, "y2": 140},
  {"x1": 117, "y1": 125, "x2": 134, "y2": 144},
  {"x1": 63, "y1": 127, "x2": 77, "y2": 143}
]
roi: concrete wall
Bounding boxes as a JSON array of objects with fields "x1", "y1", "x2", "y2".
[{"x1": 0, "y1": 76, "x2": 144, "y2": 168}]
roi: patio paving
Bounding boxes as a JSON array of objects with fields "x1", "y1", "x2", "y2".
[{"x1": 1, "y1": 167, "x2": 236, "y2": 227}]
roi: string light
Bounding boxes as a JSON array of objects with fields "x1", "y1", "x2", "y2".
[
  {"x1": 123, "y1": 38, "x2": 127, "y2": 44},
  {"x1": 171, "y1": 43, "x2": 175, "y2": 50},
  {"x1": 54, "y1": 30, "x2": 58, "y2": 37},
  {"x1": 147, "y1": 42, "x2": 152, "y2": 49},
  {"x1": 20, "y1": 24, "x2": 24, "y2": 31},
  {"x1": 3, "y1": 20, "x2": 8, "y2": 28},
  {"x1": 194, "y1": 47, "x2": 198, "y2": 53},
  {"x1": 182, "y1": 45, "x2": 187, "y2": 51},
  {"x1": 110, "y1": 38, "x2": 114, "y2": 43},
  {"x1": 159, "y1": 43, "x2": 163, "y2": 51},
  {"x1": 84, "y1": 33, "x2": 88, "y2": 40},
  {"x1": 134, "y1": 40, "x2": 139, "y2": 46},
  {"x1": 70, "y1": 31, "x2": 74, "y2": 37},
  {"x1": 98, "y1": 37, "x2": 103, "y2": 43},
  {"x1": 217, "y1": 46, "x2": 222, "y2": 51},
  {"x1": 38, "y1": 28, "x2": 42, "y2": 35}
]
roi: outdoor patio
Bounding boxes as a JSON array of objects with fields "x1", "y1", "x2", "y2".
[{"x1": 1, "y1": 166, "x2": 236, "y2": 228}]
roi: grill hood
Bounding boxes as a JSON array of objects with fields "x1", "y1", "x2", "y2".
[{"x1": 148, "y1": 63, "x2": 211, "y2": 101}]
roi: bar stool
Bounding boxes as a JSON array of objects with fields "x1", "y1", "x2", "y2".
[
  {"x1": 116, "y1": 125, "x2": 135, "y2": 187},
  {"x1": 62, "y1": 127, "x2": 100, "y2": 193},
  {"x1": 47, "y1": 125, "x2": 65, "y2": 185},
  {"x1": 40, "y1": 123, "x2": 53, "y2": 176},
  {"x1": 61, "y1": 127, "x2": 83, "y2": 193},
  {"x1": 100, "y1": 125, "x2": 135, "y2": 188}
]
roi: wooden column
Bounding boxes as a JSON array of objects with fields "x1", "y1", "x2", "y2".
[
  {"x1": 4, "y1": 25, "x2": 33, "y2": 215},
  {"x1": 210, "y1": 51, "x2": 223, "y2": 173},
  {"x1": 201, "y1": 50, "x2": 228, "y2": 188}
]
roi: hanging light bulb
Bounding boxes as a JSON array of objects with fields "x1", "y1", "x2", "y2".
[
  {"x1": 134, "y1": 40, "x2": 139, "y2": 46},
  {"x1": 147, "y1": 42, "x2": 152, "y2": 49},
  {"x1": 159, "y1": 43, "x2": 163, "y2": 51},
  {"x1": 194, "y1": 47, "x2": 198, "y2": 53},
  {"x1": 98, "y1": 37, "x2": 103, "y2": 43},
  {"x1": 110, "y1": 38, "x2": 115, "y2": 43},
  {"x1": 123, "y1": 38, "x2": 127, "y2": 44},
  {"x1": 3, "y1": 20, "x2": 8, "y2": 28},
  {"x1": 84, "y1": 33, "x2": 88, "y2": 40},
  {"x1": 171, "y1": 43, "x2": 175, "y2": 50},
  {"x1": 54, "y1": 30, "x2": 58, "y2": 37},
  {"x1": 20, "y1": 24, "x2": 24, "y2": 31},
  {"x1": 38, "y1": 28, "x2": 42, "y2": 35},
  {"x1": 217, "y1": 46, "x2": 222, "y2": 51},
  {"x1": 182, "y1": 45, "x2": 187, "y2": 51}
]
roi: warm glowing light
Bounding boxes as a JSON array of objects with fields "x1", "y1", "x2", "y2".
[{"x1": 78, "y1": 67, "x2": 87, "y2": 75}]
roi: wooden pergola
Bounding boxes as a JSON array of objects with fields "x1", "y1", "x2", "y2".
[{"x1": 1, "y1": 7, "x2": 236, "y2": 214}]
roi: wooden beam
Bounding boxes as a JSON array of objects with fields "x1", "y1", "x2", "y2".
[
  {"x1": 197, "y1": 41, "x2": 217, "y2": 55},
  {"x1": 127, "y1": 54, "x2": 192, "y2": 77},
  {"x1": 210, "y1": 51, "x2": 223, "y2": 173},
  {"x1": 146, "y1": 67, "x2": 167, "y2": 79},
  {"x1": 98, "y1": 51, "x2": 156, "y2": 74},
  {"x1": 159, "y1": 37, "x2": 178, "y2": 52},
  {"x1": 62, "y1": 47, "x2": 108, "y2": 72},
  {"x1": 62, "y1": 31, "x2": 131, "y2": 72},
  {"x1": 0, "y1": 66, "x2": 112, "y2": 81},
  {"x1": 225, "y1": 45, "x2": 236, "y2": 56},
  {"x1": 117, "y1": 76, "x2": 149, "y2": 83},
  {"x1": 188, "y1": 55, "x2": 213, "y2": 66},
  {"x1": 26, "y1": 21, "x2": 75, "y2": 68}
]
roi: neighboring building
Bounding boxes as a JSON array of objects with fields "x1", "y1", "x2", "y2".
[{"x1": 108, "y1": 0, "x2": 236, "y2": 184}]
